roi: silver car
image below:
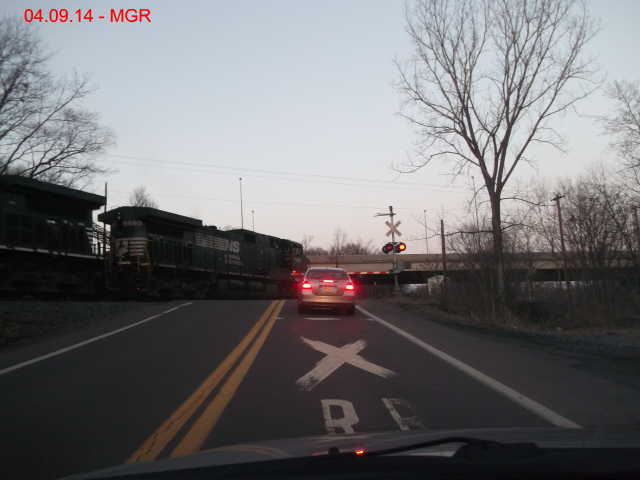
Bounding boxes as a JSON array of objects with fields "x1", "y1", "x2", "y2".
[{"x1": 297, "y1": 267, "x2": 356, "y2": 315}]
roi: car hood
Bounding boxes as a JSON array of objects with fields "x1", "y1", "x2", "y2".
[{"x1": 63, "y1": 426, "x2": 640, "y2": 479}]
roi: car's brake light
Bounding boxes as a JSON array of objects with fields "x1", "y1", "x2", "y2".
[
  {"x1": 345, "y1": 283, "x2": 355, "y2": 291},
  {"x1": 301, "y1": 282, "x2": 312, "y2": 289},
  {"x1": 322, "y1": 279, "x2": 334, "y2": 283}
]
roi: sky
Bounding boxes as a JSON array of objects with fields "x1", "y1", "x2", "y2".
[{"x1": 4, "y1": 1, "x2": 640, "y2": 252}]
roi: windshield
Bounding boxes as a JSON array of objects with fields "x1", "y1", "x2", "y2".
[
  {"x1": 1, "y1": 2, "x2": 640, "y2": 479},
  {"x1": 306, "y1": 269, "x2": 349, "y2": 280}
]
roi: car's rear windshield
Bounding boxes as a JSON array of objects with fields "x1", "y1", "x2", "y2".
[{"x1": 306, "y1": 269, "x2": 348, "y2": 280}]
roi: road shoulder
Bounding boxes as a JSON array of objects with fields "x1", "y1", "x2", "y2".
[
  {"x1": 358, "y1": 298, "x2": 640, "y2": 428},
  {"x1": 382, "y1": 298, "x2": 640, "y2": 387}
]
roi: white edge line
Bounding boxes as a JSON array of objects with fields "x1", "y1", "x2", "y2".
[
  {"x1": 0, "y1": 302, "x2": 192, "y2": 376},
  {"x1": 162, "y1": 302, "x2": 193, "y2": 314},
  {"x1": 356, "y1": 305, "x2": 582, "y2": 429}
]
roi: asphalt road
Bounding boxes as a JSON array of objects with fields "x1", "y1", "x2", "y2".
[{"x1": 1, "y1": 298, "x2": 639, "y2": 479}]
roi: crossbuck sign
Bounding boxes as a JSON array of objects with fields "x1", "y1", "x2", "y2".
[{"x1": 385, "y1": 220, "x2": 402, "y2": 237}]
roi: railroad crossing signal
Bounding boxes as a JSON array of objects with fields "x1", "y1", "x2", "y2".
[
  {"x1": 382, "y1": 242, "x2": 407, "y2": 254},
  {"x1": 385, "y1": 220, "x2": 402, "y2": 237},
  {"x1": 375, "y1": 205, "x2": 402, "y2": 294}
]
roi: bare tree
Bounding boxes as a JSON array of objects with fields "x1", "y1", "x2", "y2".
[
  {"x1": 396, "y1": 0, "x2": 598, "y2": 306},
  {"x1": 303, "y1": 234, "x2": 373, "y2": 256},
  {"x1": 129, "y1": 185, "x2": 158, "y2": 208},
  {"x1": 601, "y1": 80, "x2": 640, "y2": 188},
  {"x1": 300, "y1": 235, "x2": 314, "y2": 251},
  {"x1": 560, "y1": 172, "x2": 630, "y2": 311},
  {"x1": 341, "y1": 238, "x2": 375, "y2": 255},
  {"x1": 329, "y1": 228, "x2": 348, "y2": 256},
  {"x1": 525, "y1": 179, "x2": 560, "y2": 253},
  {"x1": 0, "y1": 17, "x2": 113, "y2": 186},
  {"x1": 305, "y1": 247, "x2": 329, "y2": 256}
]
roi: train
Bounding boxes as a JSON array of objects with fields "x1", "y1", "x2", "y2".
[{"x1": 0, "y1": 175, "x2": 308, "y2": 298}]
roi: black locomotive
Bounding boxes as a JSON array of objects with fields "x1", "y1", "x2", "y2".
[
  {"x1": 0, "y1": 175, "x2": 307, "y2": 298},
  {"x1": 98, "y1": 206, "x2": 307, "y2": 298}
]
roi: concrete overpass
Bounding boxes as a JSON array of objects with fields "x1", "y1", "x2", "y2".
[{"x1": 307, "y1": 253, "x2": 637, "y2": 284}]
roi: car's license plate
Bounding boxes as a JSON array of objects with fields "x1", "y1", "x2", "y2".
[{"x1": 320, "y1": 286, "x2": 337, "y2": 294}]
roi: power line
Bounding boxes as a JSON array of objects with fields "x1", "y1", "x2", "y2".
[
  {"x1": 110, "y1": 158, "x2": 442, "y2": 192},
  {"x1": 106, "y1": 187, "x2": 424, "y2": 211},
  {"x1": 105, "y1": 154, "x2": 468, "y2": 192}
]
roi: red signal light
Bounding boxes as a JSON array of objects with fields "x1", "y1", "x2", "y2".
[
  {"x1": 395, "y1": 242, "x2": 407, "y2": 253},
  {"x1": 301, "y1": 282, "x2": 312, "y2": 289},
  {"x1": 382, "y1": 242, "x2": 394, "y2": 254}
]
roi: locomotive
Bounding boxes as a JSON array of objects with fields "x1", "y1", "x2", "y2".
[
  {"x1": 98, "y1": 206, "x2": 308, "y2": 298},
  {"x1": 0, "y1": 174, "x2": 307, "y2": 298}
]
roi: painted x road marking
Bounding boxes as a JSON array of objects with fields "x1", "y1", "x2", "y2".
[{"x1": 296, "y1": 338, "x2": 396, "y2": 391}]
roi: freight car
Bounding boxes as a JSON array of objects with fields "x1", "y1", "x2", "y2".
[
  {"x1": 0, "y1": 175, "x2": 106, "y2": 295},
  {"x1": 98, "y1": 206, "x2": 308, "y2": 298}
]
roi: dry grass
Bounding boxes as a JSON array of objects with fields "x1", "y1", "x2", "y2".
[{"x1": 0, "y1": 301, "x2": 144, "y2": 347}]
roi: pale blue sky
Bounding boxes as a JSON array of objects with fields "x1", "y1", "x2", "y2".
[{"x1": 4, "y1": 1, "x2": 640, "y2": 251}]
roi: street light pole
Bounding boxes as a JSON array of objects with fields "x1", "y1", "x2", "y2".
[
  {"x1": 251, "y1": 209, "x2": 255, "y2": 232},
  {"x1": 239, "y1": 177, "x2": 244, "y2": 229}
]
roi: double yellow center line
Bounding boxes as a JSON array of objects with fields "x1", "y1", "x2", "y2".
[{"x1": 128, "y1": 299, "x2": 285, "y2": 463}]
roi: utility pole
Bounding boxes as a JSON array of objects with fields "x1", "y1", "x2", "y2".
[
  {"x1": 375, "y1": 205, "x2": 401, "y2": 294},
  {"x1": 633, "y1": 205, "x2": 640, "y2": 292},
  {"x1": 440, "y1": 218, "x2": 447, "y2": 310},
  {"x1": 471, "y1": 176, "x2": 481, "y2": 254},
  {"x1": 102, "y1": 182, "x2": 107, "y2": 256},
  {"x1": 251, "y1": 209, "x2": 255, "y2": 232},
  {"x1": 103, "y1": 182, "x2": 108, "y2": 290},
  {"x1": 239, "y1": 177, "x2": 244, "y2": 229},
  {"x1": 633, "y1": 205, "x2": 640, "y2": 254},
  {"x1": 423, "y1": 209, "x2": 429, "y2": 255},
  {"x1": 552, "y1": 193, "x2": 572, "y2": 310}
]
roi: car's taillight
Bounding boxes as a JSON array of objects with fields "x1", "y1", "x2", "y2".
[
  {"x1": 302, "y1": 282, "x2": 312, "y2": 289},
  {"x1": 345, "y1": 283, "x2": 355, "y2": 291},
  {"x1": 322, "y1": 279, "x2": 334, "y2": 283}
]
